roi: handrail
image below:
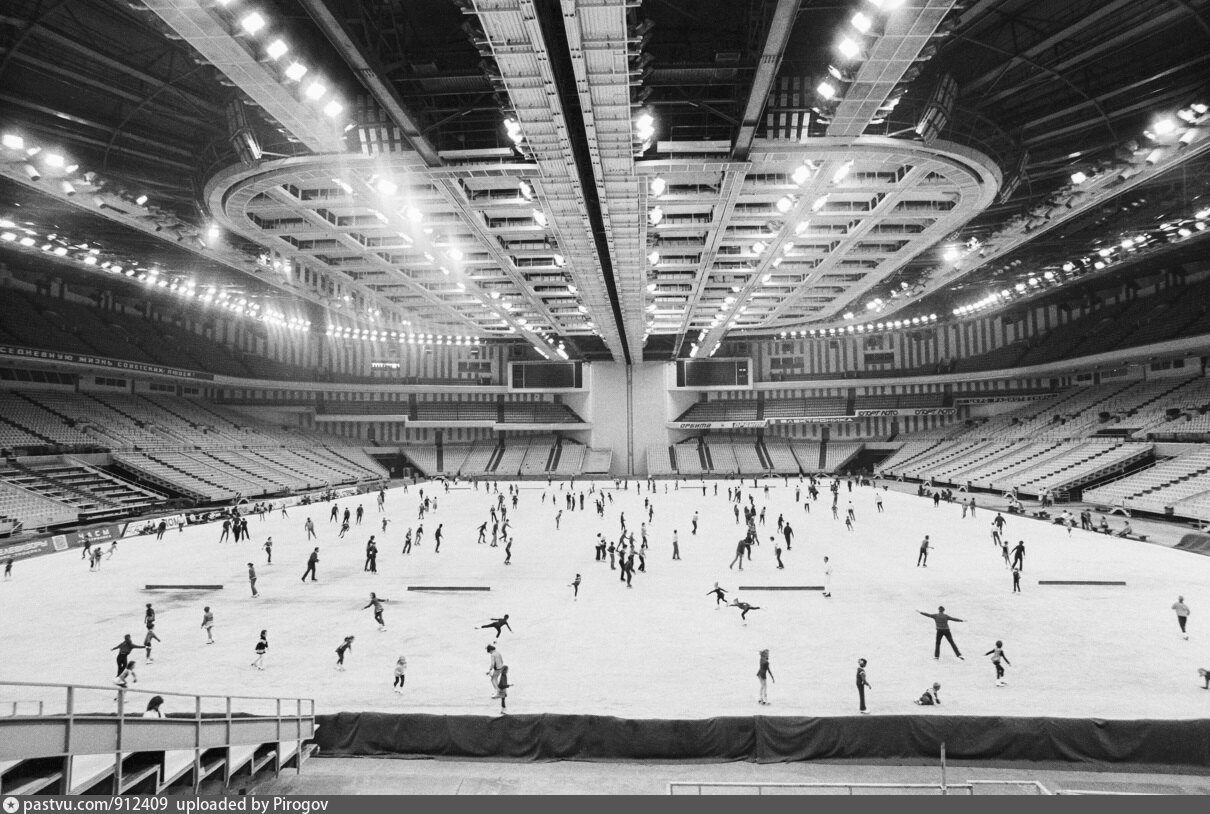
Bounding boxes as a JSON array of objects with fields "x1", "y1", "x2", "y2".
[
  {"x1": 667, "y1": 780, "x2": 1052, "y2": 795},
  {"x1": 0, "y1": 678, "x2": 314, "y2": 716}
]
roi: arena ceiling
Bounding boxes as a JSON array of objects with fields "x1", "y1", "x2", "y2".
[{"x1": 1, "y1": 0, "x2": 1209, "y2": 363}]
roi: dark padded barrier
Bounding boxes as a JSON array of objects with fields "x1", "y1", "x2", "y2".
[
  {"x1": 1176, "y1": 533, "x2": 1210, "y2": 555},
  {"x1": 315, "y1": 713, "x2": 1210, "y2": 767}
]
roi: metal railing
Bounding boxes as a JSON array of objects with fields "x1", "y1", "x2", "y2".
[
  {"x1": 667, "y1": 780, "x2": 1052, "y2": 795},
  {"x1": 0, "y1": 680, "x2": 316, "y2": 795}
]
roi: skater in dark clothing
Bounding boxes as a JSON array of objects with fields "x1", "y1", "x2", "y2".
[
  {"x1": 251, "y1": 630, "x2": 268, "y2": 670},
  {"x1": 1011, "y1": 567, "x2": 1021, "y2": 593},
  {"x1": 707, "y1": 582, "x2": 728, "y2": 607},
  {"x1": 1010, "y1": 541, "x2": 1025, "y2": 571},
  {"x1": 570, "y1": 574, "x2": 581, "y2": 600},
  {"x1": 917, "y1": 536, "x2": 931, "y2": 567},
  {"x1": 773, "y1": 537, "x2": 784, "y2": 569},
  {"x1": 248, "y1": 562, "x2": 258, "y2": 597},
  {"x1": 144, "y1": 604, "x2": 156, "y2": 630},
  {"x1": 728, "y1": 537, "x2": 746, "y2": 571},
  {"x1": 497, "y1": 665, "x2": 511, "y2": 714},
  {"x1": 301, "y1": 547, "x2": 319, "y2": 582},
  {"x1": 263, "y1": 537, "x2": 273, "y2": 564},
  {"x1": 480, "y1": 615, "x2": 512, "y2": 638},
  {"x1": 729, "y1": 598, "x2": 761, "y2": 622},
  {"x1": 918, "y1": 606, "x2": 965, "y2": 660},
  {"x1": 856, "y1": 658, "x2": 871, "y2": 713},
  {"x1": 914, "y1": 683, "x2": 942, "y2": 706},
  {"x1": 335, "y1": 636, "x2": 355, "y2": 670},
  {"x1": 504, "y1": 538, "x2": 512, "y2": 566},
  {"x1": 672, "y1": 530, "x2": 680, "y2": 560},
  {"x1": 782, "y1": 524, "x2": 793, "y2": 551},
  {"x1": 111, "y1": 634, "x2": 138, "y2": 675},
  {"x1": 434, "y1": 524, "x2": 443, "y2": 553},
  {"x1": 4, "y1": 557, "x2": 12, "y2": 580}
]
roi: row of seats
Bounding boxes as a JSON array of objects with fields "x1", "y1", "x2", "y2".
[{"x1": 411, "y1": 439, "x2": 593, "y2": 478}]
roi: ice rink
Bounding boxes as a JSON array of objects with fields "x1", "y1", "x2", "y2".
[{"x1": 1, "y1": 478, "x2": 1207, "y2": 720}]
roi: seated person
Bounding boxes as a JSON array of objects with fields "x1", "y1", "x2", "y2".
[
  {"x1": 913, "y1": 682, "x2": 942, "y2": 706},
  {"x1": 1200, "y1": 668, "x2": 1209, "y2": 690},
  {"x1": 1098, "y1": 516, "x2": 1111, "y2": 533},
  {"x1": 1115, "y1": 522, "x2": 1134, "y2": 538}
]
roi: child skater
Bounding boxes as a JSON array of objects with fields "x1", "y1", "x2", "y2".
[
  {"x1": 393, "y1": 656, "x2": 407, "y2": 694},
  {"x1": 914, "y1": 682, "x2": 942, "y2": 706},
  {"x1": 363, "y1": 593, "x2": 388, "y2": 631},
  {"x1": 251, "y1": 630, "x2": 268, "y2": 670},
  {"x1": 497, "y1": 665, "x2": 511, "y2": 714},
  {"x1": 335, "y1": 635, "x2": 355, "y2": 671},
  {"x1": 114, "y1": 660, "x2": 138, "y2": 688},
  {"x1": 985, "y1": 640, "x2": 1012, "y2": 686},
  {"x1": 757, "y1": 649, "x2": 774, "y2": 705}
]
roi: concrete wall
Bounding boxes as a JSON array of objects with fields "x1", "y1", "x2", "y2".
[{"x1": 587, "y1": 362, "x2": 673, "y2": 477}]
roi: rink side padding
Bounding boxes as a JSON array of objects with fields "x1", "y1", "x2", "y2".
[{"x1": 314, "y1": 713, "x2": 1210, "y2": 767}]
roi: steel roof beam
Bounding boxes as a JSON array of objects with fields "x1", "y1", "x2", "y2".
[{"x1": 732, "y1": 0, "x2": 800, "y2": 161}]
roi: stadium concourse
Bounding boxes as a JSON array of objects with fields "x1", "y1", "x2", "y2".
[{"x1": 1, "y1": 477, "x2": 1206, "y2": 725}]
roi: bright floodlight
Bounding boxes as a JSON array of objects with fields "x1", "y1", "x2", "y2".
[
  {"x1": 851, "y1": 11, "x2": 872, "y2": 33},
  {"x1": 650, "y1": 177, "x2": 666, "y2": 197},
  {"x1": 240, "y1": 12, "x2": 266, "y2": 35},
  {"x1": 1070, "y1": 170, "x2": 1088, "y2": 184},
  {"x1": 376, "y1": 179, "x2": 397, "y2": 195},
  {"x1": 791, "y1": 164, "x2": 811, "y2": 185},
  {"x1": 43, "y1": 153, "x2": 65, "y2": 168},
  {"x1": 304, "y1": 82, "x2": 326, "y2": 101},
  {"x1": 323, "y1": 100, "x2": 343, "y2": 118},
  {"x1": 816, "y1": 81, "x2": 836, "y2": 100},
  {"x1": 266, "y1": 39, "x2": 289, "y2": 60},
  {"x1": 1153, "y1": 117, "x2": 1178, "y2": 136},
  {"x1": 284, "y1": 62, "x2": 308, "y2": 81},
  {"x1": 837, "y1": 37, "x2": 860, "y2": 59},
  {"x1": 775, "y1": 196, "x2": 793, "y2": 213},
  {"x1": 1, "y1": 134, "x2": 23, "y2": 151}
]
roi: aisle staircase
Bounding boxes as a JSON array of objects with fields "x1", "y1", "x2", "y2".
[{"x1": 0, "y1": 681, "x2": 316, "y2": 795}]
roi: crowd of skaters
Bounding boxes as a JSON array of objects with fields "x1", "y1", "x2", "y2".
[{"x1": 82, "y1": 471, "x2": 1208, "y2": 714}]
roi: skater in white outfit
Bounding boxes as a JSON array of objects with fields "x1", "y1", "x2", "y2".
[
  {"x1": 393, "y1": 656, "x2": 407, "y2": 693},
  {"x1": 200, "y1": 607, "x2": 214, "y2": 644},
  {"x1": 1172, "y1": 597, "x2": 1190, "y2": 639},
  {"x1": 823, "y1": 556, "x2": 833, "y2": 597}
]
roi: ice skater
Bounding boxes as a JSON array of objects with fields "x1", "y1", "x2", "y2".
[
  {"x1": 856, "y1": 658, "x2": 871, "y2": 713},
  {"x1": 305, "y1": 517, "x2": 316, "y2": 541},
  {"x1": 301, "y1": 547, "x2": 319, "y2": 582},
  {"x1": 262, "y1": 538, "x2": 272, "y2": 564},
  {"x1": 112, "y1": 634, "x2": 138, "y2": 676},
  {"x1": 3, "y1": 557, "x2": 11, "y2": 580},
  {"x1": 248, "y1": 562, "x2": 259, "y2": 597},
  {"x1": 672, "y1": 530, "x2": 680, "y2": 560},
  {"x1": 1011, "y1": 566, "x2": 1021, "y2": 593},
  {"x1": 496, "y1": 665, "x2": 511, "y2": 714},
  {"x1": 1173, "y1": 596, "x2": 1191, "y2": 639},
  {"x1": 913, "y1": 682, "x2": 942, "y2": 706},
  {"x1": 918, "y1": 606, "x2": 965, "y2": 660},
  {"x1": 114, "y1": 661, "x2": 138, "y2": 688},
  {"x1": 707, "y1": 582, "x2": 728, "y2": 608},
  {"x1": 728, "y1": 537, "x2": 747, "y2": 571},
  {"x1": 985, "y1": 640, "x2": 1011, "y2": 686},
  {"x1": 757, "y1": 649, "x2": 774, "y2": 705},
  {"x1": 569, "y1": 574, "x2": 581, "y2": 600},
  {"x1": 393, "y1": 656, "x2": 407, "y2": 694},
  {"x1": 823, "y1": 556, "x2": 833, "y2": 597},
  {"x1": 251, "y1": 630, "x2": 268, "y2": 670},
  {"x1": 200, "y1": 606, "x2": 214, "y2": 643},
  {"x1": 917, "y1": 536, "x2": 931, "y2": 567},
  {"x1": 363, "y1": 593, "x2": 389, "y2": 631},
  {"x1": 335, "y1": 635, "x2": 355, "y2": 671},
  {"x1": 143, "y1": 625, "x2": 160, "y2": 663},
  {"x1": 479, "y1": 615, "x2": 512, "y2": 639},
  {"x1": 729, "y1": 598, "x2": 761, "y2": 624},
  {"x1": 1010, "y1": 540, "x2": 1025, "y2": 571},
  {"x1": 486, "y1": 644, "x2": 503, "y2": 695}
]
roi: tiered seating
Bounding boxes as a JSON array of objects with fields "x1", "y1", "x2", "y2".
[
  {"x1": 146, "y1": 451, "x2": 265, "y2": 495},
  {"x1": 0, "y1": 392, "x2": 94, "y2": 447},
  {"x1": 441, "y1": 445, "x2": 474, "y2": 475},
  {"x1": 676, "y1": 400, "x2": 759, "y2": 422},
  {"x1": 0, "y1": 465, "x2": 104, "y2": 516},
  {"x1": 23, "y1": 459, "x2": 163, "y2": 512},
  {"x1": 112, "y1": 452, "x2": 236, "y2": 502},
  {"x1": 730, "y1": 441, "x2": 767, "y2": 473},
  {"x1": 519, "y1": 438, "x2": 556, "y2": 475},
  {"x1": 875, "y1": 441, "x2": 938, "y2": 475},
  {"x1": 673, "y1": 443, "x2": 703, "y2": 475},
  {"x1": 1171, "y1": 491, "x2": 1210, "y2": 521},
  {"x1": 553, "y1": 442, "x2": 585, "y2": 475},
  {"x1": 299, "y1": 447, "x2": 388, "y2": 481},
  {"x1": 790, "y1": 441, "x2": 822, "y2": 471},
  {"x1": 1085, "y1": 449, "x2": 1210, "y2": 513},
  {"x1": 763, "y1": 439, "x2": 801, "y2": 473},
  {"x1": 0, "y1": 478, "x2": 78, "y2": 529},
  {"x1": 646, "y1": 444, "x2": 675, "y2": 475},
  {"x1": 458, "y1": 443, "x2": 498, "y2": 476},
  {"x1": 201, "y1": 449, "x2": 311, "y2": 491},
  {"x1": 0, "y1": 416, "x2": 48, "y2": 451},
  {"x1": 402, "y1": 446, "x2": 440, "y2": 476},
  {"x1": 823, "y1": 441, "x2": 863, "y2": 472},
  {"x1": 415, "y1": 401, "x2": 497, "y2": 422},
  {"x1": 492, "y1": 442, "x2": 529, "y2": 476},
  {"x1": 583, "y1": 448, "x2": 612, "y2": 474},
  {"x1": 1014, "y1": 441, "x2": 1152, "y2": 497},
  {"x1": 501, "y1": 403, "x2": 584, "y2": 423},
  {"x1": 886, "y1": 440, "x2": 991, "y2": 479},
  {"x1": 853, "y1": 393, "x2": 945, "y2": 411},
  {"x1": 707, "y1": 442, "x2": 740, "y2": 474},
  {"x1": 959, "y1": 441, "x2": 1064, "y2": 489}
]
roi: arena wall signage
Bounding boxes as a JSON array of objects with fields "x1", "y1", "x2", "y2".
[
  {"x1": 0, "y1": 522, "x2": 129, "y2": 562},
  {"x1": 0, "y1": 344, "x2": 214, "y2": 381},
  {"x1": 855, "y1": 408, "x2": 958, "y2": 417},
  {"x1": 671, "y1": 416, "x2": 857, "y2": 428},
  {"x1": 953, "y1": 394, "x2": 1051, "y2": 405}
]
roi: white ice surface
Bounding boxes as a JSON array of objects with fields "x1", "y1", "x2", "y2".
[{"x1": 1, "y1": 479, "x2": 1207, "y2": 720}]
